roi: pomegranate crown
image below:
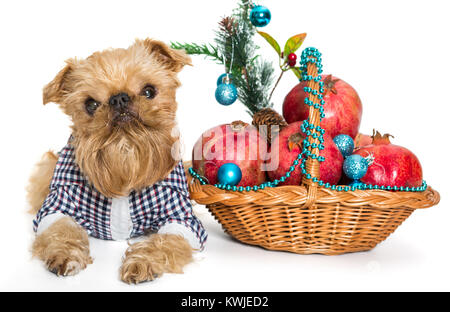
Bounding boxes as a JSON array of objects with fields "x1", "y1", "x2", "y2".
[{"x1": 371, "y1": 129, "x2": 394, "y2": 145}]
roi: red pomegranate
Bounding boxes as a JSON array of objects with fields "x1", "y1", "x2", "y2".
[
  {"x1": 192, "y1": 120, "x2": 267, "y2": 186},
  {"x1": 354, "y1": 132, "x2": 373, "y2": 149},
  {"x1": 282, "y1": 75, "x2": 363, "y2": 139},
  {"x1": 266, "y1": 121, "x2": 343, "y2": 186},
  {"x1": 354, "y1": 131, "x2": 423, "y2": 187}
]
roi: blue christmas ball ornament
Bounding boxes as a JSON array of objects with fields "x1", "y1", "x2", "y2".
[
  {"x1": 250, "y1": 5, "x2": 271, "y2": 27},
  {"x1": 333, "y1": 134, "x2": 355, "y2": 158},
  {"x1": 217, "y1": 163, "x2": 242, "y2": 186},
  {"x1": 215, "y1": 82, "x2": 238, "y2": 106},
  {"x1": 343, "y1": 154, "x2": 369, "y2": 181},
  {"x1": 217, "y1": 73, "x2": 234, "y2": 86}
]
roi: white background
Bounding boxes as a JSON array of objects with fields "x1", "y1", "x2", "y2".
[{"x1": 0, "y1": 0, "x2": 449, "y2": 291}]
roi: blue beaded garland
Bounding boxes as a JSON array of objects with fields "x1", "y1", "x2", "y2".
[
  {"x1": 249, "y1": 5, "x2": 271, "y2": 27},
  {"x1": 349, "y1": 180, "x2": 364, "y2": 188},
  {"x1": 215, "y1": 82, "x2": 238, "y2": 106},
  {"x1": 217, "y1": 163, "x2": 242, "y2": 186},
  {"x1": 333, "y1": 134, "x2": 355, "y2": 158}
]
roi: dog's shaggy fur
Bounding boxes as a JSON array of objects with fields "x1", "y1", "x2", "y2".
[
  {"x1": 43, "y1": 39, "x2": 189, "y2": 197},
  {"x1": 28, "y1": 39, "x2": 194, "y2": 283},
  {"x1": 32, "y1": 217, "x2": 92, "y2": 276},
  {"x1": 120, "y1": 234, "x2": 193, "y2": 284},
  {"x1": 27, "y1": 151, "x2": 58, "y2": 215}
]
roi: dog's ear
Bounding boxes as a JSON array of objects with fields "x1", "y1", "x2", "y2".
[
  {"x1": 141, "y1": 38, "x2": 192, "y2": 73},
  {"x1": 43, "y1": 60, "x2": 74, "y2": 105}
]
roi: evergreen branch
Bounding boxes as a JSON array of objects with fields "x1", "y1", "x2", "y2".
[
  {"x1": 170, "y1": 42, "x2": 223, "y2": 63},
  {"x1": 233, "y1": 59, "x2": 274, "y2": 115},
  {"x1": 171, "y1": 0, "x2": 276, "y2": 117}
]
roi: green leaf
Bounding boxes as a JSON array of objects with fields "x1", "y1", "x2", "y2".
[
  {"x1": 290, "y1": 67, "x2": 302, "y2": 80},
  {"x1": 257, "y1": 31, "x2": 281, "y2": 56},
  {"x1": 284, "y1": 33, "x2": 307, "y2": 58}
]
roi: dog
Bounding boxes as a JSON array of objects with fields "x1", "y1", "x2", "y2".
[{"x1": 26, "y1": 38, "x2": 207, "y2": 284}]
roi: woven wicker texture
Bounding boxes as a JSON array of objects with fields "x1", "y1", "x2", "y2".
[
  {"x1": 188, "y1": 178, "x2": 439, "y2": 254},
  {"x1": 187, "y1": 50, "x2": 440, "y2": 255}
]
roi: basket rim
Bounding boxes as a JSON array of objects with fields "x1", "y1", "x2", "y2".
[{"x1": 188, "y1": 177, "x2": 440, "y2": 210}]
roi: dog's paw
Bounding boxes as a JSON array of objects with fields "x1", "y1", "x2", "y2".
[
  {"x1": 119, "y1": 256, "x2": 161, "y2": 284},
  {"x1": 120, "y1": 261, "x2": 158, "y2": 284},
  {"x1": 119, "y1": 234, "x2": 193, "y2": 284},
  {"x1": 32, "y1": 217, "x2": 92, "y2": 277},
  {"x1": 45, "y1": 254, "x2": 90, "y2": 276}
]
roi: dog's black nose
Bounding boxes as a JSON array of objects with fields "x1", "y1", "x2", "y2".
[{"x1": 109, "y1": 93, "x2": 130, "y2": 110}]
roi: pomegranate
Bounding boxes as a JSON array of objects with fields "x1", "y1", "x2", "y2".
[
  {"x1": 354, "y1": 132, "x2": 372, "y2": 149},
  {"x1": 354, "y1": 131, "x2": 423, "y2": 187},
  {"x1": 282, "y1": 75, "x2": 363, "y2": 139},
  {"x1": 192, "y1": 120, "x2": 267, "y2": 186},
  {"x1": 266, "y1": 121, "x2": 343, "y2": 186}
]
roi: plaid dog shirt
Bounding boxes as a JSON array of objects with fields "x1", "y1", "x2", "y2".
[{"x1": 33, "y1": 140, "x2": 207, "y2": 250}]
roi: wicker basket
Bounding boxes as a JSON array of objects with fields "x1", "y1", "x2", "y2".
[{"x1": 187, "y1": 49, "x2": 440, "y2": 255}]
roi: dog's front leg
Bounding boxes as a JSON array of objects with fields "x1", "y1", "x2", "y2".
[
  {"x1": 32, "y1": 216, "x2": 92, "y2": 276},
  {"x1": 120, "y1": 234, "x2": 193, "y2": 284}
]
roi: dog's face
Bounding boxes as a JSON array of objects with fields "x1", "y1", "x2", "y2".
[{"x1": 43, "y1": 39, "x2": 191, "y2": 197}]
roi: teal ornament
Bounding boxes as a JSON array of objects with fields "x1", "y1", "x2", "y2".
[
  {"x1": 343, "y1": 154, "x2": 368, "y2": 181},
  {"x1": 217, "y1": 163, "x2": 242, "y2": 186},
  {"x1": 249, "y1": 5, "x2": 271, "y2": 27},
  {"x1": 333, "y1": 134, "x2": 355, "y2": 158},
  {"x1": 215, "y1": 82, "x2": 238, "y2": 106},
  {"x1": 217, "y1": 73, "x2": 233, "y2": 86}
]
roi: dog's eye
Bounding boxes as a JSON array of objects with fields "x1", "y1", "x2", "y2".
[
  {"x1": 85, "y1": 98, "x2": 100, "y2": 115},
  {"x1": 141, "y1": 84, "x2": 157, "y2": 99}
]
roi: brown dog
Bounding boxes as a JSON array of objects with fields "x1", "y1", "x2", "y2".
[{"x1": 27, "y1": 39, "x2": 207, "y2": 283}]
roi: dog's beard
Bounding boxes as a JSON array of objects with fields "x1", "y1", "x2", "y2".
[{"x1": 73, "y1": 121, "x2": 177, "y2": 197}]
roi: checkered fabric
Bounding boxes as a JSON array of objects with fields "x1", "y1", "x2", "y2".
[{"x1": 33, "y1": 140, "x2": 207, "y2": 249}]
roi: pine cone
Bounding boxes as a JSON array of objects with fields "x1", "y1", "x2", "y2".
[{"x1": 252, "y1": 108, "x2": 288, "y2": 143}]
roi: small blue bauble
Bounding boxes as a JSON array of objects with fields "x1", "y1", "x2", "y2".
[
  {"x1": 343, "y1": 154, "x2": 368, "y2": 181},
  {"x1": 217, "y1": 73, "x2": 233, "y2": 86},
  {"x1": 333, "y1": 134, "x2": 355, "y2": 158},
  {"x1": 215, "y1": 83, "x2": 238, "y2": 106},
  {"x1": 249, "y1": 5, "x2": 271, "y2": 27},
  {"x1": 217, "y1": 163, "x2": 242, "y2": 186}
]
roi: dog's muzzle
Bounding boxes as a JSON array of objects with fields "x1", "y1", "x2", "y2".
[
  {"x1": 109, "y1": 92, "x2": 130, "y2": 110},
  {"x1": 109, "y1": 92, "x2": 136, "y2": 124}
]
